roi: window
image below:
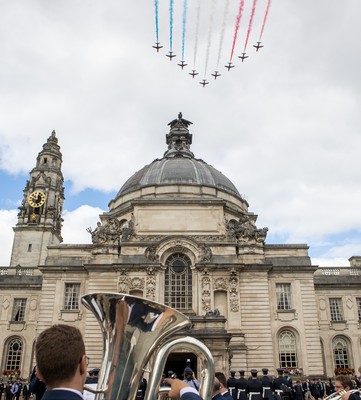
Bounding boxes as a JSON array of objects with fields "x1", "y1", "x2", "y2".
[
  {"x1": 279, "y1": 330, "x2": 298, "y2": 368},
  {"x1": 329, "y1": 298, "x2": 344, "y2": 321},
  {"x1": 5, "y1": 337, "x2": 23, "y2": 371},
  {"x1": 276, "y1": 283, "x2": 292, "y2": 310},
  {"x1": 11, "y1": 299, "x2": 27, "y2": 322},
  {"x1": 333, "y1": 337, "x2": 349, "y2": 369},
  {"x1": 164, "y1": 253, "x2": 192, "y2": 310},
  {"x1": 64, "y1": 283, "x2": 81, "y2": 310},
  {"x1": 357, "y1": 298, "x2": 361, "y2": 320}
]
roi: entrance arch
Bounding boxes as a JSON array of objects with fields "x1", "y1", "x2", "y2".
[{"x1": 163, "y1": 352, "x2": 198, "y2": 380}]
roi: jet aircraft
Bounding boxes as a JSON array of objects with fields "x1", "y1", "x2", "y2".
[
  {"x1": 166, "y1": 51, "x2": 176, "y2": 60},
  {"x1": 178, "y1": 60, "x2": 188, "y2": 69},
  {"x1": 253, "y1": 42, "x2": 264, "y2": 51},
  {"x1": 189, "y1": 70, "x2": 199, "y2": 78},
  {"x1": 225, "y1": 62, "x2": 235, "y2": 71},
  {"x1": 211, "y1": 71, "x2": 221, "y2": 79},
  {"x1": 152, "y1": 42, "x2": 163, "y2": 52},
  {"x1": 238, "y1": 53, "x2": 249, "y2": 62},
  {"x1": 199, "y1": 79, "x2": 209, "y2": 87}
]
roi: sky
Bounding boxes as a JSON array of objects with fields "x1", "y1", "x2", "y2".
[{"x1": 0, "y1": 0, "x2": 360, "y2": 267}]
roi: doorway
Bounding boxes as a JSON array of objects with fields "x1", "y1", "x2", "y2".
[{"x1": 163, "y1": 352, "x2": 198, "y2": 380}]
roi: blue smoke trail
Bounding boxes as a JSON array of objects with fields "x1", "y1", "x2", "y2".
[
  {"x1": 169, "y1": 0, "x2": 174, "y2": 51},
  {"x1": 181, "y1": 0, "x2": 188, "y2": 60},
  {"x1": 154, "y1": 0, "x2": 159, "y2": 42}
]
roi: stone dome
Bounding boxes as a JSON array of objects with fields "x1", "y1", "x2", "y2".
[{"x1": 116, "y1": 113, "x2": 242, "y2": 200}]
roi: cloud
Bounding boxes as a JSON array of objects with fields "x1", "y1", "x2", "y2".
[
  {"x1": 0, "y1": 1, "x2": 361, "y2": 267},
  {"x1": 62, "y1": 205, "x2": 105, "y2": 244},
  {"x1": 0, "y1": 210, "x2": 18, "y2": 265}
]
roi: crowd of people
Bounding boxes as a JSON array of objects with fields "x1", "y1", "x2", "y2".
[
  {"x1": 225, "y1": 368, "x2": 361, "y2": 400},
  {"x1": 1, "y1": 324, "x2": 361, "y2": 400}
]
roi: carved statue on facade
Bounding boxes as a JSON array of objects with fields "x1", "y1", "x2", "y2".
[
  {"x1": 199, "y1": 244, "x2": 212, "y2": 262},
  {"x1": 205, "y1": 309, "x2": 220, "y2": 317},
  {"x1": 168, "y1": 112, "x2": 193, "y2": 129},
  {"x1": 145, "y1": 246, "x2": 159, "y2": 262},
  {"x1": 87, "y1": 216, "x2": 135, "y2": 245},
  {"x1": 226, "y1": 214, "x2": 268, "y2": 246}
]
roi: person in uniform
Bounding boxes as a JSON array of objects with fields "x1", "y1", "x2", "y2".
[
  {"x1": 246, "y1": 370, "x2": 263, "y2": 400},
  {"x1": 0, "y1": 379, "x2": 4, "y2": 400},
  {"x1": 35, "y1": 325, "x2": 88, "y2": 400},
  {"x1": 227, "y1": 372, "x2": 237, "y2": 400},
  {"x1": 212, "y1": 378, "x2": 223, "y2": 400},
  {"x1": 273, "y1": 369, "x2": 288, "y2": 400},
  {"x1": 165, "y1": 378, "x2": 204, "y2": 400},
  {"x1": 284, "y1": 372, "x2": 293, "y2": 390},
  {"x1": 236, "y1": 371, "x2": 248, "y2": 400},
  {"x1": 260, "y1": 369, "x2": 273, "y2": 400},
  {"x1": 216, "y1": 372, "x2": 233, "y2": 400}
]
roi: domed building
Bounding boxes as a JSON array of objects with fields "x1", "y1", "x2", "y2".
[{"x1": 1, "y1": 114, "x2": 361, "y2": 380}]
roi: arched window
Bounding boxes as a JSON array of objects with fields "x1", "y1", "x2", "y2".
[
  {"x1": 164, "y1": 253, "x2": 192, "y2": 310},
  {"x1": 333, "y1": 337, "x2": 350, "y2": 369},
  {"x1": 279, "y1": 330, "x2": 298, "y2": 368},
  {"x1": 5, "y1": 337, "x2": 23, "y2": 371}
]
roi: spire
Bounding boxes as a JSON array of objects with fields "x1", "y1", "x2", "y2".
[
  {"x1": 164, "y1": 112, "x2": 194, "y2": 158},
  {"x1": 15, "y1": 131, "x2": 64, "y2": 232}
]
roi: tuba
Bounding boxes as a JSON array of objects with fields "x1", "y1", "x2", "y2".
[
  {"x1": 82, "y1": 292, "x2": 215, "y2": 400},
  {"x1": 324, "y1": 389, "x2": 361, "y2": 400}
]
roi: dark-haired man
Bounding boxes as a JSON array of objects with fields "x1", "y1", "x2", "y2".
[
  {"x1": 37, "y1": 324, "x2": 203, "y2": 400},
  {"x1": 334, "y1": 375, "x2": 361, "y2": 400},
  {"x1": 35, "y1": 324, "x2": 88, "y2": 400},
  {"x1": 215, "y1": 372, "x2": 233, "y2": 400}
]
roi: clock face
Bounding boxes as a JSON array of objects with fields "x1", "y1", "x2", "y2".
[{"x1": 28, "y1": 191, "x2": 46, "y2": 208}]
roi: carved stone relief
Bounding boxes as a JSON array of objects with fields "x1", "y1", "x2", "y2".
[
  {"x1": 118, "y1": 270, "x2": 130, "y2": 293},
  {"x1": 214, "y1": 277, "x2": 227, "y2": 290},
  {"x1": 87, "y1": 216, "x2": 135, "y2": 245},
  {"x1": 198, "y1": 244, "x2": 212, "y2": 263},
  {"x1": 201, "y1": 269, "x2": 212, "y2": 313},
  {"x1": 145, "y1": 246, "x2": 159, "y2": 262},
  {"x1": 146, "y1": 276, "x2": 156, "y2": 301},
  {"x1": 229, "y1": 269, "x2": 239, "y2": 312},
  {"x1": 226, "y1": 214, "x2": 268, "y2": 249},
  {"x1": 129, "y1": 277, "x2": 145, "y2": 291}
]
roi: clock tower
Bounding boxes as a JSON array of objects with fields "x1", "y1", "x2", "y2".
[{"x1": 10, "y1": 130, "x2": 65, "y2": 267}]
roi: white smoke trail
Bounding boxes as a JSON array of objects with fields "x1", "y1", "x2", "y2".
[
  {"x1": 216, "y1": 0, "x2": 230, "y2": 67},
  {"x1": 192, "y1": 0, "x2": 201, "y2": 67},
  {"x1": 204, "y1": 0, "x2": 216, "y2": 76}
]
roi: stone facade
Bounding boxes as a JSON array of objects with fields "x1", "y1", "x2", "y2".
[{"x1": 1, "y1": 116, "x2": 361, "y2": 380}]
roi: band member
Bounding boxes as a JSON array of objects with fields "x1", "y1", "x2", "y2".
[
  {"x1": 246, "y1": 370, "x2": 263, "y2": 400},
  {"x1": 260, "y1": 369, "x2": 273, "y2": 400},
  {"x1": 273, "y1": 369, "x2": 288, "y2": 400},
  {"x1": 227, "y1": 372, "x2": 237, "y2": 400},
  {"x1": 334, "y1": 375, "x2": 361, "y2": 400},
  {"x1": 216, "y1": 373, "x2": 233, "y2": 400},
  {"x1": 236, "y1": 371, "x2": 248, "y2": 400}
]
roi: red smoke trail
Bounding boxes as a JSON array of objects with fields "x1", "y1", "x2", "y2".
[
  {"x1": 243, "y1": 0, "x2": 258, "y2": 52},
  {"x1": 259, "y1": 0, "x2": 271, "y2": 41},
  {"x1": 229, "y1": 0, "x2": 244, "y2": 62}
]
